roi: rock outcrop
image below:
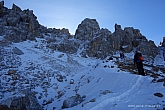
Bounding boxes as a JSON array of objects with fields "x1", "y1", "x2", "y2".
[
  {"x1": 74, "y1": 18, "x2": 100, "y2": 41},
  {"x1": 12, "y1": 47, "x2": 24, "y2": 55},
  {"x1": 113, "y1": 25, "x2": 158, "y2": 58},
  {"x1": 0, "y1": 1, "x2": 9, "y2": 17},
  {"x1": 0, "y1": 1, "x2": 43, "y2": 42},
  {"x1": 62, "y1": 94, "x2": 84, "y2": 109},
  {"x1": 81, "y1": 28, "x2": 112, "y2": 58},
  {"x1": 0, "y1": 89, "x2": 43, "y2": 110},
  {"x1": 74, "y1": 18, "x2": 158, "y2": 59},
  {"x1": 45, "y1": 28, "x2": 78, "y2": 54}
]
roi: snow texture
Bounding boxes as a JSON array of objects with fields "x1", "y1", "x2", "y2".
[{"x1": 0, "y1": 38, "x2": 165, "y2": 110}]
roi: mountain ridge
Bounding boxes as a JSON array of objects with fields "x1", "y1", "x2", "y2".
[{"x1": 0, "y1": 1, "x2": 159, "y2": 60}]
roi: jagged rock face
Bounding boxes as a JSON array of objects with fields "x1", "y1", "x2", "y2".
[
  {"x1": 0, "y1": 1, "x2": 72, "y2": 43},
  {"x1": 47, "y1": 28, "x2": 70, "y2": 36},
  {"x1": 47, "y1": 38, "x2": 79, "y2": 54},
  {"x1": 81, "y1": 28, "x2": 113, "y2": 59},
  {"x1": 44, "y1": 28, "x2": 76, "y2": 54},
  {"x1": 111, "y1": 25, "x2": 147, "y2": 52},
  {"x1": 12, "y1": 3, "x2": 22, "y2": 12},
  {"x1": 111, "y1": 24, "x2": 158, "y2": 58},
  {"x1": 111, "y1": 24, "x2": 126, "y2": 50},
  {"x1": 74, "y1": 18, "x2": 100, "y2": 41},
  {"x1": 75, "y1": 19, "x2": 158, "y2": 59},
  {"x1": 0, "y1": 1, "x2": 9, "y2": 17},
  {"x1": 0, "y1": 2, "x2": 41, "y2": 42},
  {"x1": 137, "y1": 40, "x2": 158, "y2": 58},
  {"x1": 0, "y1": 0, "x2": 4, "y2": 7},
  {"x1": 75, "y1": 18, "x2": 113, "y2": 58}
]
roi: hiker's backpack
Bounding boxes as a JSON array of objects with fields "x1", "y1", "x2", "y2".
[
  {"x1": 137, "y1": 53, "x2": 144, "y2": 62},
  {"x1": 139, "y1": 56, "x2": 144, "y2": 61}
]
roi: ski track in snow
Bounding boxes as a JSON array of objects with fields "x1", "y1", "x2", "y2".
[{"x1": 90, "y1": 76, "x2": 146, "y2": 110}]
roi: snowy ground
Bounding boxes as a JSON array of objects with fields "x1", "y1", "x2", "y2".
[{"x1": 0, "y1": 37, "x2": 165, "y2": 110}]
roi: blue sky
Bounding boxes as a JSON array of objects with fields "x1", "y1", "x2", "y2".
[{"x1": 4, "y1": 0, "x2": 165, "y2": 45}]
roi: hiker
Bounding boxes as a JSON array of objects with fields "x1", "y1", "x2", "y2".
[
  {"x1": 134, "y1": 51, "x2": 145, "y2": 76},
  {"x1": 120, "y1": 53, "x2": 124, "y2": 59}
]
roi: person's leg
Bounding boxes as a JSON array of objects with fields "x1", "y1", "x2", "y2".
[
  {"x1": 137, "y1": 63, "x2": 141, "y2": 75},
  {"x1": 140, "y1": 63, "x2": 145, "y2": 76}
]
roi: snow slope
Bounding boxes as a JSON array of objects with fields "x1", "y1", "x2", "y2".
[{"x1": 0, "y1": 38, "x2": 165, "y2": 110}]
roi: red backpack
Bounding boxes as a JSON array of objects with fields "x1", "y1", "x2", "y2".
[
  {"x1": 139, "y1": 56, "x2": 144, "y2": 61},
  {"x1": 137, "y1": 53, "x2": 144, "y2": 62}
]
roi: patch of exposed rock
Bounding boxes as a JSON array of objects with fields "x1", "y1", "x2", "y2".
[
  {"x1": 12, "y1": 47, "x2": 24, "y2": 55},
  {"x1": 0, "y1": 89, "x2": 43, "y2": 110},
  {"x1": 62, "y1": 94, "x2": 85, "y2": 109},
  {"x1": 154, "y1": 92, "x2": 164, "y2": 98}
]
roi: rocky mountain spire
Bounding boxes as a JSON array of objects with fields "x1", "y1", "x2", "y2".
[
  {"x1": 0, "y1": 1, "x2": 44, "y2": 42},
  {"x1": 0, "y1": 0, "x2": 4, "y2": 8},
  {"x1": 0, "y1": 0, "x2": 9, "y2": 17},
  {"x1": 115, "y1": 23, "x2": 122, "y2": 31},
  {"x1": 12, "y1": 3, "x2": 22, "y2": 11},
  {"x1": 74, "y1": 18, "x2": 100, "y2": 41}
]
